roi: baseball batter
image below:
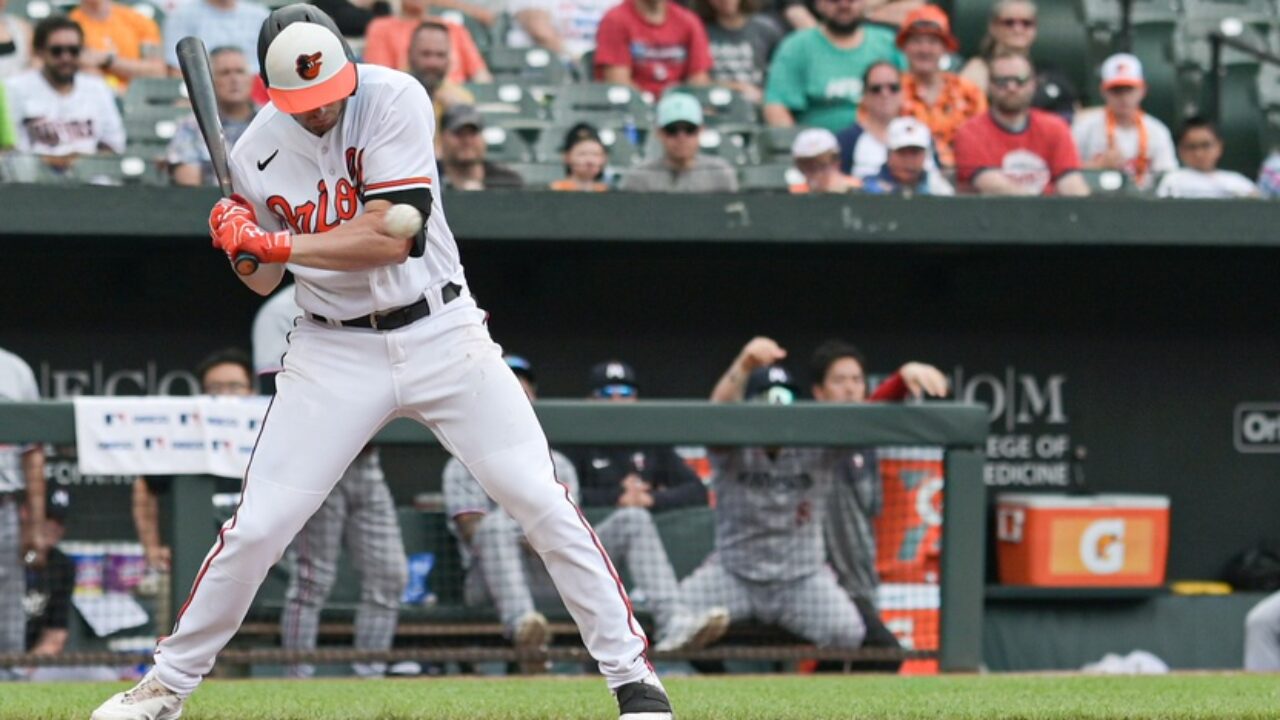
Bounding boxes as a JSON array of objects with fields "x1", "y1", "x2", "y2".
[
  {"x1": 91, "y1": 6, "x2": 671, "y2": 719},
  {"x1": 252, "y1": 285, "x2": 407, "y2": 679}
]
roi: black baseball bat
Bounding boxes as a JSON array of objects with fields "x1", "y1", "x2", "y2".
[{"x1": 176, "y1": 36, "x2": 259, "y2": 276}]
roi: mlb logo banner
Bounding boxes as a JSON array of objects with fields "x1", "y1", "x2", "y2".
[{"x1": 74, "y1": 396, "x2": 270, "y2": 478}]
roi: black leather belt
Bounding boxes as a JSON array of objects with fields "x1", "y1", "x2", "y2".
[{"x1": 311, "y1": 283, "x2": 462, "y2": 331}]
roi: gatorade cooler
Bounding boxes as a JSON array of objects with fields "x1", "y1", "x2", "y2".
[{"x1": 995, "y1": 493, "x2": 1170, "y2": 587}]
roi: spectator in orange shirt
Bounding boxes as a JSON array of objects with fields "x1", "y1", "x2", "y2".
[
  {"x1": 69, "y1": 0, "x2": 165, "y2": 93},
  {"x1": 363, "y1": 0, "x2": 492, "y2": 84},
  {"x1": 551, "y1": 123, "x2": 611, "y2": 191},
  {"x1": 789, "y1": 127, "x2": 860, "y2": 194},
  {"x1": 896, "y1": 4, "x2": 983, "y2": 169}
]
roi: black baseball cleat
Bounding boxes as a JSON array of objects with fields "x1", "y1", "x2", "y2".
[{"x1": 615, "y1": 672, "x2": 674, "y2": 720}]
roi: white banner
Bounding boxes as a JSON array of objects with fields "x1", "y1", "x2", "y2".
[{"x1": 73, "y1": 396, "x2": 270, "y2": 477}]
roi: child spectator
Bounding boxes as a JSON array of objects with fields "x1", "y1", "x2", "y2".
[
  {"x1": 1072, "y1": 53, "x2": 1176, "y2": 191},
  {"x1": 789, "y1": 127, "x2": 860, "y2": 194},
  {"x1": 551, "y1": 123, "x2": 611, "y2": 191},
  {"x1": 1156, "y1": 117, "x2": 1259, "y2": 199}
]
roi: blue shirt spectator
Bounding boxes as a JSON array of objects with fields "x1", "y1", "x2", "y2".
[{"x1": 162, "y1": 0, "x2": 269, "y2": 72}]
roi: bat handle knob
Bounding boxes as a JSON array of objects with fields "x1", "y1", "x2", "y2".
[{"x1": 233, "y1": 252, "x2": 260, "y2": 276}]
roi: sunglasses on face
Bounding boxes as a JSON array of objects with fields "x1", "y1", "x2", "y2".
[
  {"x1": 594, "y1": 385, "x2": 637, "y2": 399},
  {"x1": 47, "y1": 45, "x2": 81, "y2": 58},
  {"x1": 1180, "y1": 140, "x2": 1216, "y2": 151},
  {"x1": 999, "y1": 17, "x2": 1035, "y2": 29},
  {"x1": 866, "y1": 82, "x2": 901, "y2": 95},
  {"x1": 662, "y1": 122, "x2": 699, "y2": 136},
  {"x1": 991, "y1": 75, "x2": 1032, "y2": 89}
]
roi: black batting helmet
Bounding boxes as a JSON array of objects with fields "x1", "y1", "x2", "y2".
[{"x1": 254, "y1": 3, "x2": 358, "y2": 110}]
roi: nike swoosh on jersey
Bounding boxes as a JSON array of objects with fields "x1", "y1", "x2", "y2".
[{"x1": 257, "y1": 150, "x2": 279, "y2": 171}]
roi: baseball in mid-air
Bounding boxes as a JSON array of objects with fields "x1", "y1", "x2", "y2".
[{"x1": 384, "y1": 203, "x2": 424, "y2": 237}]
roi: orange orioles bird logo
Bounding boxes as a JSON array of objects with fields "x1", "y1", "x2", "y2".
[{"x1": 295, "y1": 52, "x2": 323, "y2": 80}]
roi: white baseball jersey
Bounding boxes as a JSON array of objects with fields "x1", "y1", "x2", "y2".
[
  {"x1": 0, "y1": 347, "x2": 40, "y2": 493},
  {"x1": 4, "y1": 70, "x2": 126, "y2": 156},
  {"x1": 228, "y1": 64, "x2": 462, "y2": 320},
  {"x1": 251, "y1": 284, "x2": 302, "y2": 376}
]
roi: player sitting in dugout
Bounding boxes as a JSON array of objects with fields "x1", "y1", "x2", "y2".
[{"x1": 670, "y1": 337, "x2": 947, "y2": 654}]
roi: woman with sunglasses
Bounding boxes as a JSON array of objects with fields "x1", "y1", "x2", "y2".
[
  {"x1": 959, "y1": 0, "x2": 1077, "y2": 122},
  {"x1": 836, "y1": 60, "x2": 932, "y2": 178}
]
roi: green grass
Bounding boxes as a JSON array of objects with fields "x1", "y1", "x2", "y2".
[{"x1": 4, "y1": 674, "x2": 1280, "y2": 719}]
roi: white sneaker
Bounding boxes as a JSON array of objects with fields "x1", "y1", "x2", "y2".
[
  {"x1": 513, "y1": 611, "x2": 552, "y2": 674},
  {"x1": 653, "y1": 607, "x2": 730, "y2": 653},
  {"x1": 90, "y1": 671, "x2": 184, "y2": 720}
]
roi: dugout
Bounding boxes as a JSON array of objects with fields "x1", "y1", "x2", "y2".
[{"x1": 2, "y1": 186, "x2": 1280, "y2": 671}]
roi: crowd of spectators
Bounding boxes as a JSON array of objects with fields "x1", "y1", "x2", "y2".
[{"x1": 0, "y1": 0, "x2": 1274, "y2": 197}]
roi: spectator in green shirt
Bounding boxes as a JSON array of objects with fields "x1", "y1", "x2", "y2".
[
  {"x1": 763, "y1": 0, "x2": 904, "y2": 132},
  {"x1": 0, "y1": 82, "x2": 14, "y2": 150}
]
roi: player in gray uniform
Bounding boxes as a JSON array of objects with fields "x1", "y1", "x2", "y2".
[
  {"x1": 674, "y1": 347, "x2": 867, "y2": 650},
  {"x1": 443, "y1": 356, "x2": 729, "y2": 665},
  {"x1": 0, "y1": 346, "x2": 45, "y2": 679},
  {"x1": 1246, "y1": 590, "x2": 1280, "y2": 671},
  {"x1": 252, "y1": 284, "x2": 407, "y2": 677}
]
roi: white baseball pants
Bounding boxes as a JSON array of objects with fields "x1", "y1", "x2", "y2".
[{"x1": 153, "y1": 295, "x2": 650, "y2": 694}]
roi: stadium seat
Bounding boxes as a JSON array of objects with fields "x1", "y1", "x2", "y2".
[
  {"x1": 663, "y1": 84, "x2": 759, "y2": 131},
  {"x1": 1081, "y1": 0, "x2": 1181, "y2": 121},
  {"x1": 431, "y1": 7, "x2": 492, "y2": 49},
  {"x1": 738, "y1": 163, "x2": 803, "y2": 192},
  {"x1": 124, "y1": 106, "x2": 190, "y2": 150},
  {"x1": 950, "y1": 0, "x2": 993, "y2": 57},
  {"x1": 532, "y1": 124, "x2": 641, "y2": 166},
  {"x1": 754, "y1": 126, "x2": 801, "y2": 164},
  {"x1": 70, "y1": 154, "x2": 166, "y2": 187},
  {"x1": 123, "y1": 77, "x2": 188, "y2": 115},
  {"x1": 640, "y1": 127, "x2": 752, "y2": 165},
  {"x1": 485, "y1": 46, "x2": 569, "y2": 86},
  {"x1": 0, "y1": 153, "x2": 63, "y2": 184},
  {"x1": 1078, "y1": 168, "x2": 1139, "y2": 196},
  {"x1": 549, "y1": 82, "x2": 653, "y2": 128},
  {"x1": 466, "y1": 82, "x2": 548, "y2": 131},
  {"x1": 480, "y1": 125, "x2": 533, "y2": 163},
  {"x1": 504, "y1": 162, "x2": 566, "y2": 187}
]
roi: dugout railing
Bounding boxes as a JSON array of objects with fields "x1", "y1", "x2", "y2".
[{"x1": 0, "y1": 400, "x2": 987, "y2": 673}]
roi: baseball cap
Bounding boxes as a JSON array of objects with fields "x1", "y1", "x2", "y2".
[
  {"x1": 1101, "y1": 53, "x2": 1145, "y2": 90},
  {"x1": 47, "y1": 486, "x2": 71, "y2": 522},
  {"x1": 887, "y1": 117, "x2": 932, "y2": 151},
  {"x1": 263, "y1": 21, "x2": 357, "y2": 114},
  {"x1": 442, "y1": 104, "x2": 485, "y2": 132},
  {"x1": 589, "y1": 360, "x2": 638, "y2": 398},
  {"x1": 791, "y1": 128, "x2": 840, "y2": 159},
  {"x1": 656, "y1": 93, "x2": 703, "y2": 129},
  {"x1": 745, "y1": 365, "x2": 798, "y2": 405},
  {"x1": 504, "y1": 354, "x2": 536, "y2": 384},
  {"x1": 896, "y1": 4, "x2": 959, "y2": 52}
]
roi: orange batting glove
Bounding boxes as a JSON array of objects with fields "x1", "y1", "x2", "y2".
[{"x1": 209, "y1": 197, "x2": 293, "y2": 264}]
